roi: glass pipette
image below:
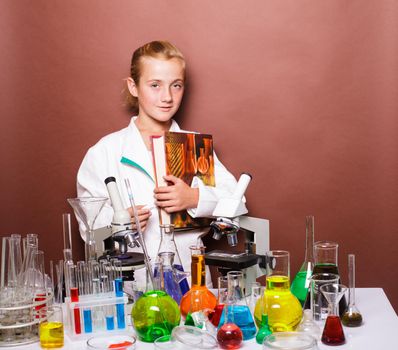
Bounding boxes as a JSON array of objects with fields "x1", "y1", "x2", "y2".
[{"x1": 124, "y1": 178, "x2": 155, "y2": 287}]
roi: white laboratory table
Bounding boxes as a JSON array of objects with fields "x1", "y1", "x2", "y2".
[{"x1": 15, "y1": 288, "x2": 398, "y2": 350}]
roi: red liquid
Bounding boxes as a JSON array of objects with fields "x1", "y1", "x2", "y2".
[
  {"x1": 34, "y1": 293, "x2": 46, "y2": 317},
  {"x1": 217, "y1": 323, "x2": 243, "y2": 349},
  {"x1": 321, "y1": 315, "x2": 345, "y2": 345},
  {"x1": 210, "y1": 304, "x2": 224, "y2": 327},
  {"x1": 70, "y1": 287, "x2": 81, "y2": 334}
]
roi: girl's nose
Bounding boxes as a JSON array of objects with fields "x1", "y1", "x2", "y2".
[{"x1": 160, "y1": 87, "x2": 172, "y2": 102}]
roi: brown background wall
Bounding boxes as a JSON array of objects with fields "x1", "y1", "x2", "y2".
[{"x1": 1, "y1": 1, "x2": 397, "y2": 311}]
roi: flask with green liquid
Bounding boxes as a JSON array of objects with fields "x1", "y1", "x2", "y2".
[
  {"x1": 254, "y1": 250, "x2": 302, "y2": 332},
  {"x1": 131, "y1": 261, "x2": 181, "y2": 342},
  {"x1": 291, "y1": 216, "x2": 315, "y2": 306}
]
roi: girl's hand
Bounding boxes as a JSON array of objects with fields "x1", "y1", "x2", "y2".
[
  {"x1": 154, "y1": 175, "x2": 199, "y2": 213},
  {"x1": 127, "y1": 205, "x2": 152, "y2": 231}
]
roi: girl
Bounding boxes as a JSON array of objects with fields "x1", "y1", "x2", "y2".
[{"x1": 76, "y1": 40, "x2": 245, "y2": 287}]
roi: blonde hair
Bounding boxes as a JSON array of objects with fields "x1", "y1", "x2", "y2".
[{"x1": 124, "y1": 40, "x2": 186, "y2": 113}]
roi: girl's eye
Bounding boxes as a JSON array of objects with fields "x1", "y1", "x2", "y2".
[
  {"x1": 151, "y1": 83, "x2": 159, "y2": 88},
  {"x1": 173, "y1": 83, "x2": 183, "y2": 89}
]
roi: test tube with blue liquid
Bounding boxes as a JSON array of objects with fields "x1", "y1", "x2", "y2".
[{"x1": 113, "y1": 259, "x2": 125, "y2": 329}]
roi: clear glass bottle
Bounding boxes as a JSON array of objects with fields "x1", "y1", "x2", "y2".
[
  {"x1": 157, "y1": 224, "x2": 190, "y2": 295},
  {"x1": 342, "y1": 254, "x2": 363, "y2": 327},
  {"x1": 291, "y1": 216, "x2": 315, "y2": 306},
  {"x1": 180, "y1": 246, "x2": 216, "y2": 319},
  {"x1": 255, "y1": 250, "x2": 302, "y2": 332}
]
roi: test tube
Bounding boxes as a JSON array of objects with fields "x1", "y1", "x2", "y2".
[
  {"x1": 62, "y1": 213, "x2": 73, "y2": 252},
  {"x1": 77, "y1": 261, "x2": 92, "y2": 333},
  {"x1": 113, "y1": 259, "x2": 125, "y2": 329},
  {"x1": 66, "y1": 264, "x2": 82, "y2": 334},
  {"x1": 91, "y1": 261, "x2": 105, "y2": 330},
  {"x1": 100, "y1": 260, "x2": 115, "y2": 330}
]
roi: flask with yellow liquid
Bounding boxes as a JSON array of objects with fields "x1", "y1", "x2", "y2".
[{"x1": 254, "y1": 250, "x2": 302, "y2": 332}]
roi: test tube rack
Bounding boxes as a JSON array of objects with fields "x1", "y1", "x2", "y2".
[{"x1": 65, "y1": 292, "x2": 128, "y2": 338}]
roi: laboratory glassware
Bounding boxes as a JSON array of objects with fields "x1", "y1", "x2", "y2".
[
  {"x1": 218, "y1": 271, "x2": 256, "y2": 340},
  {"x1": 87, "y1": 334, "x2": 137, "y2": 350},
  {"x1": 263, "y1": 332, "x2": 319, "y2": 350},
  {"x1": 155, "y1": 251, "x2": 188, "y2": 305},
  {"x1": 67, "y1": 197, "x2": 107, "y2": 262},
  {"x1": 216, "y1": 288, "x2": 243, "y2": 350},
  {"x1": 131, "y1": 260, "x2": 181, "y2": 342},
  {"x1": 320, "y1": 283, "x2": 347, "y2": 345},
  {"x1": 296, "y1": 309, "x2": 321, "y2": 340},
  {"x1": 304, "y1": 241, "x2": 347, "y2": 316},
  {"x1": 342, "y1": 254, "x2": 363, "y2": 327},
  {"x1": 255, "y1": 250, "x2": 302, "y2": 332},
  {"x1": 39, "y1": 305, "x2": 64, "y2": 348},
  {"x1": 210, "y1": 276, "x2": 228, "y2": 327},
  {"x1": 180, "y1": 246, "x2": 216, "y2": 319},
  {"x1": 157, "y1": 224, "x2": 190, "y2": 295},
  {"x1": 291, "y1": 216, "x2": 315, "y2": 306},
  {"x1": 255, "y1": 286, "x2": 272, "y2": 345},
  {"x1": 309, "y1": 273, "x2": 339, "y2": 321}
]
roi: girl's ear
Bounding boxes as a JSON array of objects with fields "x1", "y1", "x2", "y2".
[{"x1": 126, "y1": 77, "x2": 138, "y2": 97}]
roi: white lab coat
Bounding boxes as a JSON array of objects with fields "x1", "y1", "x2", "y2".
[{"x1": 77, "y1": 117, "x2": 243, "y2": 287}]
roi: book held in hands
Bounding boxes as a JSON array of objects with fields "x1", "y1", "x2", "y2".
[{"x1": 151, "y1": 131, "x2": 215, "y2": 229}]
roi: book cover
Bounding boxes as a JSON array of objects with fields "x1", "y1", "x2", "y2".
[{"x1": 152, "y1": 131, "x2": 215, "y2": 229}]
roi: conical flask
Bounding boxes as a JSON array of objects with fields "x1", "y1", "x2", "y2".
[
  {"x1": 157, "y1": 224, "x2": 190, "y2": 295},
  {"x1": 180, "y1": 246, "x2": 216, "y2": 319},
  {"x1": 291, "y1": 216, "x2": 315, "y2": 306},
  {"x1": 342, "y1": 254, "x2": 363, "y2": 327},
  {"x1": 218, "y1": 271, "x2": 256, "y2": 340},
  {"x1": 255, "y1": 250, "x2": 302, "y2": 332},
  {"x1": 67, "y1": 197, "x2": 107, "y2": 262},
  {"x1": 320, "y1": 283, "x2": 347, "y2": 345},
  {"x1": 304, "y1": 241, "x2": 347, "y2": 316}
]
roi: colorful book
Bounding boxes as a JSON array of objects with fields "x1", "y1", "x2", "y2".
[{"x1": 151, "y1": 131, "x2": 215, "y2": 230}]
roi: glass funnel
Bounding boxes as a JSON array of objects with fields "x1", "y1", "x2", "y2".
[
  {"x1": 67, "y1": 197, "x2": 107, "y2": 262},
  {"x1": 342, "y1": 254, "x2": 363, "y2": 327},
  {"x1": 180, "y1": 246, "x2": 216, "y2": 319},
  {"x1": 157, "y1": 224, "x2": 189, "y2": 295},
  {"x1": 320, "y1": 283, "x2": 347, "y2": 346},
  {"x1": 255, "y1": 250, "x2": 302, "y2": 332},
  {"x1": 291, "y1": 216, "x2": 315, "y2": 306}
]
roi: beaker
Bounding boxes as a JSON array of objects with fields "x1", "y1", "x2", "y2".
[
  {"x1": 258, "y1": 250, "x2": 302, "y2": 332},
  {"x1": 67, "y1": 197, "x2": 107, "y2": 262},
  {"x1": 291, "y1": 216, "x2": 315, "y2": 306},
  {"x1": 180, "y1": 246, "x2": 216, "y2": 319},
  {"x1": 39, "y1": 305, "x2": 64, "y2": 348},
  {"x1": 320, "y1": 283, "x2": 347, "y2": 345},
  {"x1": 309, "y1": 273, "x2": 339, "y2": 321},
  {"x1": 157, "y1": 224, "x2": 190, "y2": 295},
  {"x1": 341, "y1": 254, "x2": 363, "y2": 327},
  {"x1": 304, "y1": 241, "x2": 347, "y2": 316}
]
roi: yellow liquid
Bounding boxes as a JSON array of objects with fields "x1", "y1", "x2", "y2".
[
  {"x1": 254, "y1": 276, "x2": 302, "y2": 332},
  {"x1": 39, "y1": 322, "x2": 64, "y2": 348}
]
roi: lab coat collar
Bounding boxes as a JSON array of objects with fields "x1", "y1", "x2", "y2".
[{"x1": 120, "y1": 117, "x2": 181, "y2": 181}]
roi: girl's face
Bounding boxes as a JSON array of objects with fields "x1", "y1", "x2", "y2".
[{"x1": 128, "y1": 56, "x2": 185, "y2": 125}]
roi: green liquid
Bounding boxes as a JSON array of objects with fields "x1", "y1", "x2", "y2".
[
  {"x1": 131, "y1": 290, "x2": 181, "y2": 342},
  {"x1": 291, "y1": 270, "x2": 311, "y2": 306}
]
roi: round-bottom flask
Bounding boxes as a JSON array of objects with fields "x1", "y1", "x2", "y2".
[{"x1": 131, "y1": 290, "x2": 180, "y2": 343}]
